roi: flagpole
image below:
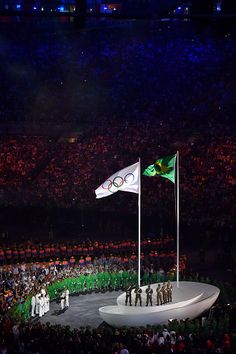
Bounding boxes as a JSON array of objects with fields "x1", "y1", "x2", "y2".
[
  {"x1": 176, "y1": 151, "x2": 180, "y2": 288},
  {"x1": 138, "y1": 157, "x2": 141, "y2": 286}
]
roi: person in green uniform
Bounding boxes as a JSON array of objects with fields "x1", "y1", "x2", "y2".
[
  {"x1": 151, "y1": 271, "x2": 158, "y2": 284},
  {"x1": 115, "y1": 271, "x2": 121, "y2": 289},
  {"x1": 86, "y1": 274, "x2": 92, "y2": 291},
  {"x1": 110, "y1": 271, "x2": 116, "y2": 289},
  {"x1": 104, "y1": 271, "x2": 110, "y2": 290},
  {"x1": 142, "y1": 271, "x2": 149, "y2": 286},
  {"x1": 79, "y1": 273, "x2": 86, "y2": 292},
  {"x1": 89, "y1": 272, "x2": 96, "y2": 291},
  {"x1": 122, "y1": 270, "x2": 128, "y2": 288},
  {"x1": 97, "y1": 271, "x2": 104, "y2": 290}
]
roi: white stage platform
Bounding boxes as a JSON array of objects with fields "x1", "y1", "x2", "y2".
[{"x1": 99, "y1": 281, "x2": 220, "y2": 327}]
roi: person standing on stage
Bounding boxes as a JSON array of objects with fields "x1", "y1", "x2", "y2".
[
  {"x1": 125, "y1": 285, "x2": 133, "y2": 306},
  {"x1": 45, "y1": 292, "x2": 50, "y2": 313},
  {"x1": 65, "y1": 288, "x2": 70, "y2": 308},
  {"x1": 41, "y1": 287, "x2": 46, "y2": 297},
  {"x1": 31, "y1": 291, "x2": 36, "y2": 317},
  {"x1": 167, "y1": 280, "x2": 173, "y2": 302},
  {"x1": 145, "y1": 284, "x2": 153, "y2": 306},
  {"x1": 38, "y1": 295, "x2": 44, "y2": 318},
  {"x1": 161, "y1": 282, "x2": 167, "y2": 304},
  {"x1": 156, "y1": 283, "x2": 163, "y2": 306},
  {"x1": 134, "y1": 285, "x2": 142, "y2": 307},
  {"x1": 60, "y1": 290, "x2": 65, "y2": 311},
  {"x1": 35, "y1": 291, "x2": 40, "y2": 316}
]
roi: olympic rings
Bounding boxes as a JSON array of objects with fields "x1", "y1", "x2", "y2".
[
  {"x1": 124, "y1": 173, "x2": 135, "y2": 184},
  {"x1": 102, "y1": 179, "x2": 112, "y2": 190},
  {"x1": 113, "y1": 176, "x2": 124, "y2": 188},
  {"x1": 102, "y1": 173, "x2": 135, "y2": 192}
]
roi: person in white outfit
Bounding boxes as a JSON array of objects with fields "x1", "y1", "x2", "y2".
[
  {"x1": 38, "y1": 295, "x2": 44, "y2": 318},
  {"x1": 45, "y1": 293, "x2": 50, "y2": 313},
  {"x1": 41, "y1": 288, "x2": 47, "y2": 315},
  {"x1": 35, "y1": 292, "x2": 41, "y2": 315},
  {"x1": 158, "y1": 333, "x2": 165, "y2": 346},
  {"x1": 43, "y1": 295, "x2": 46, "y2": 316},
  {"x1": 31, "y1": 292, "x2": 36, "y2": 317},
  {"x1": 163, "y1": 328, "x2": 170, "y2": 339},
  {"x1": 65, "y1": 288, "x2": 69, "y2": 308},
  {"x1": 60, "y1": 290, "x2": 65, "y2": 311}
]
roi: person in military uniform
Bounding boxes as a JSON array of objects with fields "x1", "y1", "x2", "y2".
[
  {"x1": 156, "y1": 283, "x2": 163, "y2": 306},
  {"x1": 167, "y1": 280, "x2": 173, "y2": 302},
  {"x1": 161, "y1": 282, "x2": 168, "y2": 304},
  {"x1": 145, "y1": 284, "x2": 153, "y2": 306},
  {"x1": 125, "y1": 285, "x2": 133, "y2": 306},
  {"x1": 134, "y1": 285, "x2": 142, "y2": 306}
]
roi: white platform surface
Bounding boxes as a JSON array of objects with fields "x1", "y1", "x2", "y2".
[{"x1": 99, "y1": 281, "x2": 220, "y2": 327}]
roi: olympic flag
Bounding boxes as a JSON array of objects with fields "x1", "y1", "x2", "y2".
[{"x1": 95, "y1": 162, "x2": 140, "y2": 199}]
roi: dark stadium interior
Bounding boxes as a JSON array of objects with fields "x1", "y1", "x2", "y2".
[{"x1": 0, "y1": 1, "x2": 236, "y2": 353}]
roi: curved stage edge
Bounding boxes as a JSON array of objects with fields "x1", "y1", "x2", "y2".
[{"x1": 99, "y1": 281, "x2": 220, "y2": 327}]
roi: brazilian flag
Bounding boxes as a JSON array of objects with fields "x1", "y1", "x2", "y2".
[{"x1": 143, "y1": 154, "x2": 176, "y2": 183}]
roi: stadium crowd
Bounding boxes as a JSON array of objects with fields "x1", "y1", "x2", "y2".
[
  {"x1": 0, "y1": 235, "x2": 187, "y2": 315},
  {"x1": 0, "y1": 246, "x2": 234, "y2": 354},
  {"x1": 0, "y1": 17, "x2": 235, "y2": 354},
  {"x1": 0, "y1": 315, "x2": 233, "y2": 353},
  {"x1": 0, "y1": 20, "x2": 235, "y2": 236},
  {"x1": 0, "y1": 236, "x2": 175, "y2": 264},
  {"x1": 0, "y1": 124, "x2": 234, "y2": 228}
]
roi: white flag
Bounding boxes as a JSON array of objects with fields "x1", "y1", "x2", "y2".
[{"x1": 95, "y1": 162, "x2": 140, "y2": 199}]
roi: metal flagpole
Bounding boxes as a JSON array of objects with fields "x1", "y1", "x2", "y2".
[
  {"x1": 138, "y1": 158, "x2": 141, "y2": 286},
  {"x1": 176, "y1": 151, "x2": 180, "y2": 288}
]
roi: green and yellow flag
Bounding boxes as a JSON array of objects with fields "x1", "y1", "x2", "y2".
[{"x1": 143, "y1": 154, "x2": 176, "y2": 183}]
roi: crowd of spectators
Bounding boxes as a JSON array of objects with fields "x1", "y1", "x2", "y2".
[
  {"x1": 0, "y1": 315, "x2": 233, "y2": 353},
  {"x1": 0, "y1": 250, "x2": 234, "y2": 354},
  {"x1": 0, "y1": 19, "x2": 235, "y2": 232},
  {"x1": 0, "y1": 235, "x2": 186, "y2": 315},
  {"x1": 0, "y1": 236, "x2": 175, "y2": 264},
  {"x1": 0, "y1": 125, "x2": 234, "y2": 229}
]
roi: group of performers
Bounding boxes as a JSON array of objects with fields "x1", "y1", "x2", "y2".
[
  {"x1": 31, "y1": 287, "x2": 70, "y2": 317},
  {"x1": 125, "y1": 281, "x2": 173, "y2": 307},
  {"x1": 31, "y1": 288, "x2": 50, "y2": 318},
  {"x1": 31, "y1": 282, "x2": 171, "y2": 317}
]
